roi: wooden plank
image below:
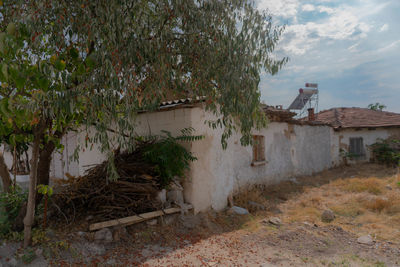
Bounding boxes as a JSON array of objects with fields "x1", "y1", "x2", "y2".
[{"x1": 89, "y1": 205, "x2": 193, "y2": 231}]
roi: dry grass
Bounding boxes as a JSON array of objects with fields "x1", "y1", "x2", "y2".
[
  {"x1": 233, "y1": 164, "x2": 400, "y2": 242},
  {"x1": 233, "y1": 185, "x2": 269, "y2": 213},
  {"x1": 279, "y1": 165, "x2": 400, "y2": 242},
  {"x1": 338, "y1": 177, "x2": 385, "y2": 195}
]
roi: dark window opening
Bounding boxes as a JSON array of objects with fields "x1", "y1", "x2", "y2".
[{"x1": 349, "y1": 137, "x2": 365, "y2": 157}]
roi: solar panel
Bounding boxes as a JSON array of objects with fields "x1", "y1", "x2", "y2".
[{"x1": 288, "y1": 89, "x2": 318, "y2": 110}]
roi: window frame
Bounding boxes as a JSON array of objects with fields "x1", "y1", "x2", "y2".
[
  {"x1": 349, "y1": 137, "x2": 365, "y2": 157},
  {"x1": 252, "y1": 135, "x2": 266, "y2": 165}
]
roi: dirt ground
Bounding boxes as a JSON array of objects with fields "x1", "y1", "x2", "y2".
[{"x1": 1, "y1": 163, "x2": 400, "y2": 266}]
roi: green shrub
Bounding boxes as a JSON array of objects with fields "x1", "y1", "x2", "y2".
[
  {"x1": 143, "y1": 128, "x2": 203, "y2": 187},
  {"x1": 0, "y1": 184, "x2": 27, "y2": 236},
  {"x1": 370, "y1": 139, "x2": 400, "y2": 166}
]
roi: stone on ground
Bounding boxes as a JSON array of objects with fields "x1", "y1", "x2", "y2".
[
  {"x1": 94, "y1": 228, "x2": 113, "y2": 242},
  {"x1": 228, "y1": 206, "x2": 249, "y2": 215},
  {"x1": 267, "y1": 217, "x2": 282, "y2": 226},
  {"x1": 146, "y1": 219, "x2": 158, "y2": 226},
  {"x1": 357, "y1": 235, "x2": 373, "y2": 245},
  {"x1": 321, "y1": 209, "x2": 335, "y2": 223},
  {"x1": 248, "y1": 201, "x2": 266, "y2": 210}
]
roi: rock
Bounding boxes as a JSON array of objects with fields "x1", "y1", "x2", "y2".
[
  {"x1": 94, "y1": 228, "x2": 113, "y2": 243},
  {"x1": 268, "y1": 217, "x2": 282, "y2": 226},
  {"x1": 35, "y1": 248, "x2": 43, "y2": 257},
  {"x1": 180, "y1": 214, "x2": 202, "y2": 229},
  {"x1": 321, "y1": 210, "x2": 335, "y2": 223},
  {"x1": 77, "y1": 231, "x2": 87, "y2": 238},
  {"x1": 158, "y1": 189, "x2": 167, "y2": 206},
  {"x1": 146, "y1": 219, "x2": 158, "y2": 226},
  {"x1": 106, "y1": 258, "x2": 117, "y2": 265},
  {"x1": 270, "y1": 207, "x2": 282, "y2": 214},
  {"x1": 248, "y1": 201, "x2": 266, "y2": 211},
  {"x1": 112, "y1": 227, "x2": 127, "y2": 242},
  {"x1": 45, "y1": 229, "x2": 56, "y2": 239},
  {"x1": 163, "y1": 214, "x2": 178, "y2": 225},
  {"x1": 385, "y1": 184, "x2": 392, "y2": 190},
  {"x1": 84, "y1": 242, "x2": 106, "y2": 256},
  {"x1": 357, "y1": 235, "x2": 373, "y2": 245},
  {"x1": 228, "y1": 206, "x2": 249, "y2": 215},
  {"x1": 6, "y1": 258, "x2": 17, "y2": 267}
]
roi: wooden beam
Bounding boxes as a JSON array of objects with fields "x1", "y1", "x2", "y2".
[{"x1": 89, "y1": 205, "x2": 193, "y2": 231}]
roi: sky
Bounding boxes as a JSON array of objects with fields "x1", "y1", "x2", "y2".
[{"x1": 257, "y1": 0, "x2": 400, "y2": 113}]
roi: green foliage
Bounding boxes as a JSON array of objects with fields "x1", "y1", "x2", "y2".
[
  {"x1": 368, "y1": 103, "x2": 386, "y2": 111},
  {"x1": 31, "y1": 228, "x2": 50, "y2": 246},
  {"x1": 37, "y1": 184, "x2": 53, "y2": 196},
  {"x1": 339, "y1": 148, "x2": 361, "y2": 160},
  {"x1": 2, "y1": 1, "x2": 287, "y2": 168},
  {"x1": 20, "y1": 248, "x2": 36, "y2": 264},
  {"x1": 143, "y1": 128, "x2": 203, "y2": 187},
  {"x1": 4, "y1": 230, "x2": 24, "y2": 241},
  {"x1": 0, "y1": 184, "x2": 27, "y2": 235},
  {"x1": 370, "y1": 139, "x2": 400, "y2": 166}
]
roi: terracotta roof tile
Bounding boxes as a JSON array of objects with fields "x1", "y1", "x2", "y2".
[{"x1": 314, "y1": 107, "x2": 400, "y2": 129}]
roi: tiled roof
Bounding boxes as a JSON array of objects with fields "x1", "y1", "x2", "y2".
[
  {"x1": 159, "y1": 96, "x2": 205, "y2": 109},
  {"x1": 314, "y1": 107, "x2": 400, "y2": 129}
]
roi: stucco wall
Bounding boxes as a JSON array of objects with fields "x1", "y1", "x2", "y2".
[
  {"x1": 6, "y1": 105, "x2": 398, "y2": 213},
  {"x1": 331, "y1": 128, "x2": 400, "y2": 165},
  {"x1": 186, "y1": 106, "x2": 333, "y2": 212},
  {"x1": 60, "y1": 107, "x2": 195, "y2": 177}
]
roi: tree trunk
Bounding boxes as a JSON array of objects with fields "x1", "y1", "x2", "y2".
[
  {"x1": 0, "y1": 151, "x2": 12, "y2": 193},
  {"x1": 12, "y1": 134, "x2": 61, "y2": 231},
  {"x1": 36, "y1": 140, "x2": 56, "y2": 192},
  {"x1": 23, "y1": 131, "x2": 41, "y2": 248}
]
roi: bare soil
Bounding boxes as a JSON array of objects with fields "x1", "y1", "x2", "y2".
[{"x1": 2, "y1": 163, "x2": 400, "y2": 266}]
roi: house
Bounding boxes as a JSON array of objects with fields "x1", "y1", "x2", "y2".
[
  {"x1": 308, "y1": 107, "x2": 400, "y2": 165},
  {"x1": 50, "y1": 100, "x2": 335, "y2": 212},
  {"x1": 5, "y1": 102, "x2": 400, "y2": 213}
]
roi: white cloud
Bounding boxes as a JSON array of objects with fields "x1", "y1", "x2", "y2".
[
  {"x1": 302, "y1": 4, "x2": 315, "y2": 12},
  {"x1": 348, "y1": 43, "x2": 360, "y2": 52},
  {"x1": 378, "y1": 40, "x2": 400, "y2": 53},
  {"x1": 257, "y1": 0, "x2": 299, "y2": 18},
  {"x1": 317, "y1": 6, "x2": 335, "y2": 14},
  {"x1": 379, "y1": 24, "x2": 389, "y2": 32},
  {"x1": 277, "y1": 3, "x2": 384, "y2": 55}
]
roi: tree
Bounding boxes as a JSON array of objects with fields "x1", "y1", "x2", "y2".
[
  {"x1": 1, "y1": 0, "x2": 287, "y2": 247},
  {"x1": 0, "y1": 21, "x2": 87, "y2": 246},
  {"x1": 368, "y1": 103, "x2": 386, "y2": 111}
]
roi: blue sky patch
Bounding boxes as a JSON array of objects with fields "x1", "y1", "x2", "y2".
[{"x1": 258, "y1": 0, "x2": 400, "y2": 112}]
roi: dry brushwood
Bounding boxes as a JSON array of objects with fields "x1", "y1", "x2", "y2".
[{"x1": 50, "y1": 142, "x2": 163, "y2": 223}]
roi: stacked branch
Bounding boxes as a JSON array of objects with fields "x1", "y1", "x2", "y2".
[{"x1": 51, "y1": 143, "x2": 163, "y2": 223}]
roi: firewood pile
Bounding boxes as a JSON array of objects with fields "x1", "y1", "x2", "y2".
[{"x1": 51, "y1": 144, "x2": 163, "y2": 223}]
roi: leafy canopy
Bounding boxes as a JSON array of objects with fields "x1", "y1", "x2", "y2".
[
  {"x1": 1, "y1": 0, "x2": 287, "y2": 178},
  {"x1": 368, "y1": 103, "x2": 386, "y2": 111}
]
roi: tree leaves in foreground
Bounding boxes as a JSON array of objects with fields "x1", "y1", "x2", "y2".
[
  {"x1": 2, "y1": 0, "x2": 287, "y2": 152},
  {"x1": 0, "y1": 0, "x2": 287, "y2": 246}
]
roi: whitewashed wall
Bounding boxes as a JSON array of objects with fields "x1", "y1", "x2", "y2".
[
  {"x1": 6, "y1": 104, "x2": 398, "y2": 212},
  {"x1": 186, "y1": 107, "x2": 333, "y2": 211},
  {"x1": 330, "y1": 128, "x2": 400, "y2": 165}
]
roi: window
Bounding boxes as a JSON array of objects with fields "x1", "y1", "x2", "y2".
[
  {"x1": 349, "y1": 137, "x2": 364, "y2": 157},
  {"x1": 252, "y1": 135, "x2": 265, "y2": 164}
]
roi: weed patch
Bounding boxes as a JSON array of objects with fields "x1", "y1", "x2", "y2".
[{"x1": 339, "y1": 178, "x2": 384, "y2": 195}]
